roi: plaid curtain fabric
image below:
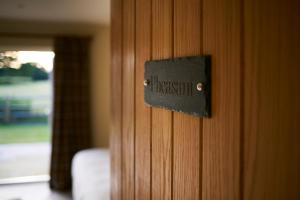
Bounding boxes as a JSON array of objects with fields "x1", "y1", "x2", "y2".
[{"x1": 50, "y1": 37, "x2": 92, "y2": 191}]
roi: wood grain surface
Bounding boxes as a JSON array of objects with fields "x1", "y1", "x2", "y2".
[
  {"x1": 151, "y1": 0, "x2": 173, "y2": 199},
  {"x1": 135, "y1": 0, "x2": 151, "y2": 199},
  {"x1": 243, "y1": 0, "x2": 300, "y2": 199},
  {"x1": 111, "y1": 0, "x2": 300, "y2": 199},
  {"x1": 121, "y1": 0, "x2": 135, "y2": 199},
  {"x1": 173, "y1": 0, "x2": 202, "y2": 199},
  {"x1": 110, "y1": 0, "x2": 122, "y2": 199},
  {"x1": 202, "y1": 0, "x2": 242, "y2": 198}
]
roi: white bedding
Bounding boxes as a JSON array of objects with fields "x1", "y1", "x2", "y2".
[{"x1": 71, "y1": 149, "x2": 110, "y2": 200}]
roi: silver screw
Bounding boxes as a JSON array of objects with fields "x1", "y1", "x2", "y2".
[
  {"x1": 197, "y1": 83, "x2": 204, "y2": 91},
  {"x1": 144, "y1": 79, "x2": 150, "y2": 86}
]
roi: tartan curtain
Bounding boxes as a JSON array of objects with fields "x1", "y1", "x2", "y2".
[{"x1": 50, "y1": 37, "x2": 92, "y2": 191}]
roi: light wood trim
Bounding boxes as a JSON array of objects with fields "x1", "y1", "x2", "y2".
[
  {"x1": 173, "y1": 0, "x2": 202, "y2": 199},
  {"x1": 135, "y1": 0, "x2": 152, "y2": 199},
  {"x1": 151, "y1": 0, "x2": 173, "y2": 199},
  {"x1": 110, "y1": 0, "x2": 122, "y2": 199},
  {"x1": 121, "y1": 0, "x2": 136, "y2": 199},
  {"x1": 202, "y1": 0, "x2": 242, "y2": 198}
]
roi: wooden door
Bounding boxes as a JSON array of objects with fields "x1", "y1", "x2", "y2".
[{"x1": 110, "y1": 0, "x2": 300, "y2": 199}]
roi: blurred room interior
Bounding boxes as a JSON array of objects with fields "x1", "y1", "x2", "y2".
[{"x1": 0, "y1": 1, "x2": 110, "y2": 200}]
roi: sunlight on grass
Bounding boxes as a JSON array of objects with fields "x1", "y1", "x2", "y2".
[{"x1": 0, "y1": 124, "x2": 50, "y2": 144}]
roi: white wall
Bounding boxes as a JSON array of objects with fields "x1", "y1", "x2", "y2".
[
  {"x1": 90, "y1": 26, "x2": 110, "y2": 147},
  {"x1": 0, "y1": 36, "x2": 53, "y2": 51}
]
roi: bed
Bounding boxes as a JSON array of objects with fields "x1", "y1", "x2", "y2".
[{"x1": 71, "y1": 148, "x2": 110, "y2": 200}]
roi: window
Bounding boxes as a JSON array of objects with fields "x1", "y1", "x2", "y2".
[{"x1": 0, "y1": 51, "x2": 54, "y2": 183}]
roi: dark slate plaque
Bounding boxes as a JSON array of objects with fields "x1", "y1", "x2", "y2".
[{"x1": 144, "y1": 56, "x2": 211, "y2": 117}]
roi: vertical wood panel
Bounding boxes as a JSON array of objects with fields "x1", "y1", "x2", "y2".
[
  {"x1": 151, "y1": 0, "x2": 173, "y2": 199},
  {"x1": 243, "y1": 0, "x2": 300, "y2": 198},
  {"x1": 278, "y1": 1, "x2": 300, "y2": 197},
  {"x1": 202, "y1": 0, "x2": 241, "y2": 198},
  {"x1": 135, "y1": 0, "x2": 151, "y2": 198},
  {"x1": 110, "y1": 0, "x2": 122, "y2": 199},
  {"x1": 112, "y1": 0, "x2": 300, "y2": 199},
  {"x1": 173, "y1": 0, "x2": 202, "y2": 199},
  {"x1": 122, "y1": 0, "x2": 135, "y2": 199}
]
